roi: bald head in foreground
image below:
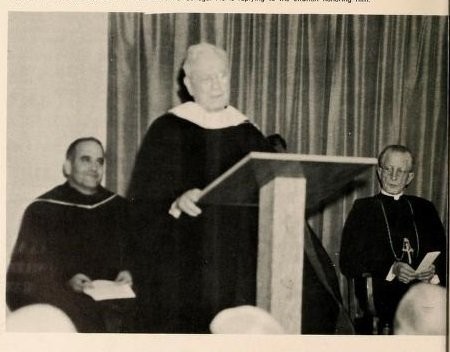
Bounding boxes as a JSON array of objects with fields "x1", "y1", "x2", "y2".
[
  {"x1": 210, "y1": 305, "x2": 285, "y2": 334},
  {"x1": 394, "y1": 283, "x2": 446, "y2": 335},
  {"x1": 6, "y1": 304, "x2": 77, "y2": 332}
]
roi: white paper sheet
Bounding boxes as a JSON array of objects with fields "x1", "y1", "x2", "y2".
[
  {"x1": 83, "y1": 280, "x2": 136, "y2": 301},
  {"x1": 415, "y1": 251, "x2": 440, "y2": 273}
]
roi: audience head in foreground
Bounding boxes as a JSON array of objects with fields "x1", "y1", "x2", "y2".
[
  {"x1": 6, "y1": 304, "x2": 77, "y2": 332},
  {"x1": 210, "y1": 305, "x2": 285, "y2": 334},
  {"x1": 394, "y1": 283, "x2": 446, "y2": 335}
]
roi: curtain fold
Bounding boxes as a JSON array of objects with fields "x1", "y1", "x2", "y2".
[{"x1": 107, "y1": 13, "x2": 448, "y2": 305}]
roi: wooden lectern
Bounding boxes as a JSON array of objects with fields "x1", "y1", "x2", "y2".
[{"x1": 199, "y1": 152, "x2": 377, "y2": 334}]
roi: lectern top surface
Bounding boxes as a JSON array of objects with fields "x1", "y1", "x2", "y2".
[
  {"x1": 245, "y1": 152, "x2": 377, "y2": 164},
  {"x1": 199, "y1": 152, "x2": 377, "y2": 208}
]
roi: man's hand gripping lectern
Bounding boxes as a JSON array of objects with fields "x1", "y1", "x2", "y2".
[{"x1": 199, "y1": 152, "x2": 377, "y2": 334}]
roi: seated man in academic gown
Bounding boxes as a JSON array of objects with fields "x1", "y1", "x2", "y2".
[
  {"x1": 340, "y1": 144, "x2": 446, "y2": 334},
  {"x1": 6, "y1": 137, "x2": 136, "y2": 333}
]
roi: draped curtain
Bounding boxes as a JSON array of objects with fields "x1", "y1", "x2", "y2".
[{"x1": 107, "y1": 13, "x2": 448, "y2": 303}]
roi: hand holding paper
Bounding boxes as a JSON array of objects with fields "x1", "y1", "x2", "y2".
[
  {"x1": 68, "y1": 273, "x2": 93, "y2": 293},
  {"x1": 416, "y1": 264, "x2": 435, "y2": 281},
  {"x1": 115, "y1": 270, "x2": 133, "y2": 285},
  {"x1": 415, "y1": 251, "x2": 440, "y2": 283},
  {"x1": 415, "y1": 251, "x2": 440, "y2": 273}
]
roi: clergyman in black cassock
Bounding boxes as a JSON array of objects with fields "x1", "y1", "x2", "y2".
[{"x1": 340, "y1": 145, "x2": 446, "y2": 333}]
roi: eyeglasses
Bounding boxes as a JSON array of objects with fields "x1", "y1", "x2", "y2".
[{"x1": 379, "y1": 166, "x2": 411, "y2": 177}]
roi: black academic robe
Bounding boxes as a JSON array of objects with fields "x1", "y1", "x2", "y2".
[
  {"x1": 340, "y1": 193, "x2": 447, "y2": 329},
  {"x1": 128, "y1": 113, "x2": 354, "y2": 334},
  {"x1": 6, "y1": 183, "x2": 136, "y2": 333},
  {"x1": 127, "y1": 113, "x2": 274, "y2": 333}
]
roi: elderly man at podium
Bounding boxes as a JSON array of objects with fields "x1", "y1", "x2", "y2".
[
  {"x1": 128, "y1": 42, "x2": 354, "y2": 334},
  {"x1": 128, "y1": 43, "x2": 274, "y2": 333},
  {"x1": 340, "y1": 145, "x2": 446, "y2": 334}
]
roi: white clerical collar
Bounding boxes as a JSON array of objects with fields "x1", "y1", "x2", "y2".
[
  {"x1": 381, "y1": 189, "x2": 403, "y2": 200},
  {"x1": 169, "y1": 102, "x2": 249, "y2": 129}
]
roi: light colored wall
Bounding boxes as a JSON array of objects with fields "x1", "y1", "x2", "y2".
[{"x1": 7, "y1": 12, "x2": 108, "y2": 260}]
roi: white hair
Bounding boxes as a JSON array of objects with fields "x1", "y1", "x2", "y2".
[{"x1": 183, "y1": 42, "x2": 228, "y2": 77}]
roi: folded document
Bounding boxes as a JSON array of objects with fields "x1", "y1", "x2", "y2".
[
  {"x1": 415, "y1": 251, "x2": 440, "y2": 273},
  {"x1": 83, "y1": 280, "x2": 136, "y2": 301},
  {"x1": 385, "y1": 251, "x2": 441, "y2": 282}
]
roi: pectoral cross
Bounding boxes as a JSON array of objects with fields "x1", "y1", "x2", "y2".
[{"x1": 402, "y1": 238, "x2": 414, "y2": 265}]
